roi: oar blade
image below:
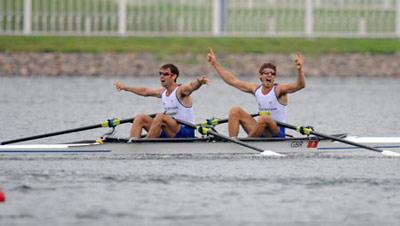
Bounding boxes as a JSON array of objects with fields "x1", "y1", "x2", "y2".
[
  {"x1": 381, "y1": 150, "x2": 400, "y2": 157},
  {"x1": 260, "y1": 150, "x2": 286, "y2": 157}
]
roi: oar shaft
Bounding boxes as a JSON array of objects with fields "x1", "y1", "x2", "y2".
[
  {"x1": 312, "y1": 130, "x2": 381, "y2": 153},
  {"x1": 1, "y1": 124, "x2": 103, "y2": 145},
  {"x1": 208, "y1": 130, "x2": 264, "y2": 153},
  {"x1": 214, "y1": 113, "x2": 258, "y2": 125},
  {"x1": 277, "y1": 121, "x2": 383, "y2": 153},
  {"x1": 1, "y1": 113, "x2": 157, "y2": 145},
  {"x1": 175, "y1": 118, "x2": 264, "y2": 153}
]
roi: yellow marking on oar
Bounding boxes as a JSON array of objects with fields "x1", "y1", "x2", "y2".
[
  {"x1": 111, "y1": 118, "x2": 121, "y2": 127},
  {"x1": 209, "y1": 118, "x2": 219, "y2": 126},
  {"x1": 101, "y1": 118, "x2": 121, "y2": 128},
  {"x1": 200, "y1": 118, "x2": 220, "y2": 128},
  {"x1": 196, "y1": 126, "x2": 209, "y2": 135},
  {"x1": 259, "y1": 111, "x2": 271, "y2": 116},
  {"x1": 296, "y1": 126, "x2": 313, "y2": 135}
]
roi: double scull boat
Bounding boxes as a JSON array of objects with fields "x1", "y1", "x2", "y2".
[
  {"x1": 1, "y1": 134, "x2": 400, "y2": 155},
  {"x1": 1, "y1": 114, "x2": 399, "y2": 156}
]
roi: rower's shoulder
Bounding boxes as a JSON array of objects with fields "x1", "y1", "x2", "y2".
[
  {"x1": 249, "y1": 82, "x2": 262, "y2": 94},
  {"x1": 153, "y1": 87, "x2": 166, "y2": 97}
]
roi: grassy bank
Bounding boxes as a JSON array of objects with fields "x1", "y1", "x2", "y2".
[{"x1": 1, "y1": 36, "x2": 399, "y2": 55}]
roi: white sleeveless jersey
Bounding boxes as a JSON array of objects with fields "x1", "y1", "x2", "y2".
[
  {"x1": 254, "y1": 84, "x2": 287, "y2": 123},
  {"x1": 161, "y1": 87, "x2": 195, "y2": 124}
]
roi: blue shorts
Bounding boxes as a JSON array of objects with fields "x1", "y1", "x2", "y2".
[
  {"x1": 159, "y1": 125, "x2": 195, "y2": 138},
  {"x1": 274, "y1": 126, "x2": 286, "y2": 138},
  {"x1": 262, "y1": 126, "x2": 285, "y2": 138}
]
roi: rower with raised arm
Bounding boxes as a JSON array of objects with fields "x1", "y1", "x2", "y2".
[
  {"x1": 114, "y1": 64, "x2": 209, "y2": 139},
  {"x1": 207, "y1": 48, "x2": 305, "y2": 138}
]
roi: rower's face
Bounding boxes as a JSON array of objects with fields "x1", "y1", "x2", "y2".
[
  {"x1": 159, "y1": 68, "x2": 176, "y2": 87},
  {"x1": 259, "y1": 68, "x2": 276, "y2": 87}
]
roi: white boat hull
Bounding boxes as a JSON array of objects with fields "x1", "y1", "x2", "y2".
[{"x1": 1, "y1": 136, "x2": 400, "y2": 155}]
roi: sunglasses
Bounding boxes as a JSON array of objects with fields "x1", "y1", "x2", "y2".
[
  {"x1": 159, "y1": 72, "x2": 173, "y2": 77},
  {"x1": 261, "y1": 71, "x2": 276, "y2": 76}
]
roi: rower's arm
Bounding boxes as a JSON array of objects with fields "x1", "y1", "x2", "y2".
[
  {"x1": 208, "y1": 48, "x2": 257, "y2": 94},
  {"x1": 277, "y1": 52, "x2": 306, "y2": 96},
  {"x1": 114, "y1": 81, "x2": 163, "y2": 98},
  {"x1": 179, "y1": 75, "x2": 209, "y2": 96}
]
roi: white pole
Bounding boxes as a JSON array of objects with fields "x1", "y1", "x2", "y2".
[
  {"x1": 396, "y1": 0, "x2": 400, "y2": 37},
  {"x1": 23, "y1": 0, "x2": 32, "y2": 35},
  {"x1": 305, "y1": 0, "x2": 313, "y2": 37},
  {"x1": 118, "y1": 0, "x2": 127, "y2": 35},
  {"x1": 267, "y1": 17, "x2": 276, "y2": 35},
  {"x1": 178, "y1": 0, "x2": 183, "y2": 34},
  {"x1": 213, "y1": 0, "x2": 222, "y2": 35},
  {"x1": 84, "y1": 0, "x2": 91, "y2": 35},
  {"x1": 358, "y1": 18, "x2": 367, "y2": 37}
]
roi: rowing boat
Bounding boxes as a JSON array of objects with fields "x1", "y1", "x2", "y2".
[
  {"x1": 1, "y1": 114, "x2": 399, "y2": 156},
  {"x1": 1, "y1": 134, "x2": 400, "y2": 155}
]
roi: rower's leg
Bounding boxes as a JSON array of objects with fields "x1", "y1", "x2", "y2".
[
  {"x1": 130, "y1": 114, "x2": 153, "y2": 138},
  {"x1": 146, "y1": 114, "x2": 180, "y2": 138},
  {"x1": 248, "y1": 115, "x2": 280, "y2": 138},
  {"x1": 228, "y1": 107, "x2": 257, "y2": 137}
]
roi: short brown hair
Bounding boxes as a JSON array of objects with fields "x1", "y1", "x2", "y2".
[
  {"x1": 259, "y1": 63, "x2": 277, "y2": 74},
  {"x1": 161, "y1": 63, "x2": 179, "y2": 82}
]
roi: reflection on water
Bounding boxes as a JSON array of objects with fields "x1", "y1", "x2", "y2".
[{"x1": 1, "y1": 153, "x2": 400, "y2": 225}]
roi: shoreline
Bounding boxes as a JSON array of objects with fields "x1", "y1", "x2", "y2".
[{"x1": 1, "y1": 52, "x2": 399, "y2": 77}]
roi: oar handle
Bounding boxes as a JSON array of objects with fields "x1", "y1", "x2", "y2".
[
  {"x1": 202, "y1": 113, "x2": 259, "y2": 127},
  {"x1": 276, "y1": 121, "x2": 297, "y2": 131}
]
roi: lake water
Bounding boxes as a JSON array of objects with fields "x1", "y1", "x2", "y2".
[{"x1": 0, "y1": 76, "x2": 400, "y2": 225}]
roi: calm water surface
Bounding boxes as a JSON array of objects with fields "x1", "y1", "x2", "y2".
[{"x1": 0, "y1": 76, "x2": 400, "y2": 225}]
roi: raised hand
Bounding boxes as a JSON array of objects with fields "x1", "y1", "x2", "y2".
[
  {"x1": 207, "y1": 47, "x2": 217, "y2": 65},
  {"x1": 197, "y1": 75, "x2": 210, "y2": 85},
  {"x1": 294, "y1": 52, "x2": 304, "y2": 71},
  {"x1": 114, "y1": 81, "x2": 126, "y2": 92}
]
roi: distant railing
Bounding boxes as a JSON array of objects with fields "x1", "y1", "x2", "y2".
[{"x1": 1, "y1": 0, "x2": 399, "y2": 38}]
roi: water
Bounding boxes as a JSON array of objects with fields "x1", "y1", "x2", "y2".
[{"x1": 1, "y1": 76, "x2": 400, "y2": 225}]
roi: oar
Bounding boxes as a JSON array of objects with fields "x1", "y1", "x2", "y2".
[
  {"x1": 0, "y1": 114, "x2": 157, "y2": 145},
  {"x1": 204, "y1": 114, "x2": 293, "y2": 138},
  {"x1": 199, "y1": 113, "x2": 259, "y2": 128},
  {"x1": 276, "y1": 121, "x2": 400, "y2": 157},
  {"x1": 175, "y1": 118, "x2": 285, "y2": 157}
]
